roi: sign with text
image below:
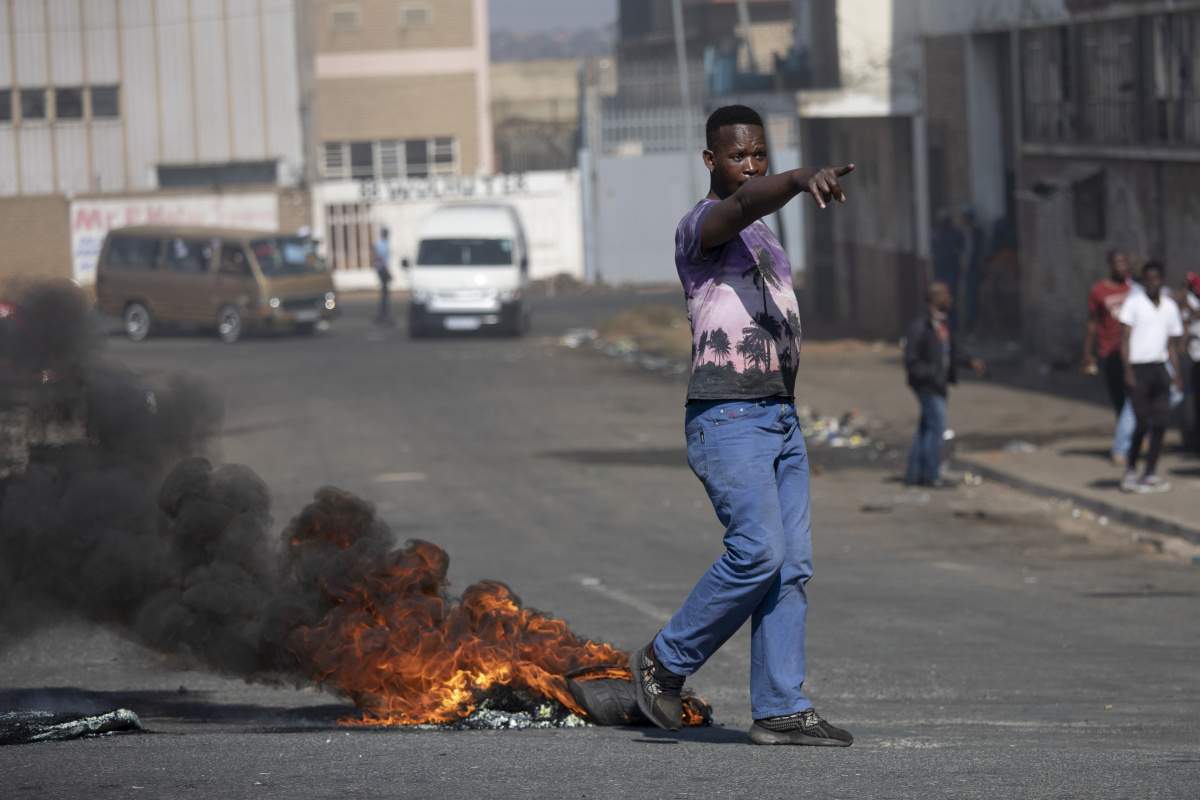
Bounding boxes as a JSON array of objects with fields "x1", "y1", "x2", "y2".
[
  {"x1": 70, "y1": 193, "x2": 279, "y2": 284},
  {"x1": 357, "y1": 174, "x2": 530, "y2": 203}
]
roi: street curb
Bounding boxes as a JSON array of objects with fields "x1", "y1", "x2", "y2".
[{"x1": 954, "y1": 455, "x2": 1200, "y2": 548}]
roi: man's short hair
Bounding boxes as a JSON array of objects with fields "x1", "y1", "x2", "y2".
[
  {"x1": 1142, "y1": 260, "x2": 1165, "y2": 277},
  {"x1": 1106, "y1": 248, "x2": 1126, "y2": 264},
  {"x1": 706, "y1": 105, "x2": 765, "y2": 150}
]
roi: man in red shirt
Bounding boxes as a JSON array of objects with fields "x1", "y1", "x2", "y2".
[{"x1": 1083, "y1": 250, "x2": 1133, "y2": 463}]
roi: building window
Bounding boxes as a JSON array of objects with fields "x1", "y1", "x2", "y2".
[
  {"x1": 405, "y1": 139, "x2": 429, "y2": 178},
  {"x1": 20, "y1": 89, "x2": 47, "y2": 121},
  {"x1": 321, "y1": 137, "x2": 459, "y2": 181},
  {"x1": 91, "y1": 85, "x2": 120, "y2": 119},
  {"x1": 55, "y1": 87, "x2": 84, "y2": 121},
  {"x1": 1072, "y1": 172, "x2": 1106, "y2": 240},
  {"x1": 157, "y1": 160, "x2": 278, "y2": 188},
  {"x1": 330, "y1": 2, "x2": 361, "y2": 32},
  {"x1": 349, "y1": 141, "x2": 375, "y2": 180},
  {"x1": 398, "y1": 4, "x2": 432, "y2": 28},
  {"x1": 0, "y1": 90, "x2": 11, "y2": 123}
]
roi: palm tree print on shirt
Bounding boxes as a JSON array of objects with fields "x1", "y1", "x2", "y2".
[
  {"x1": 708, "y1": 328, "x2": 731, "y2": 366},
  {"x1": 742, "y1": 247, "x2": 784, "y2": 313}
]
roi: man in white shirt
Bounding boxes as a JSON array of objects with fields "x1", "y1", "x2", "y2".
[{"x1": 1117, "y1": 261, "x2": 1185, "y2": 493}]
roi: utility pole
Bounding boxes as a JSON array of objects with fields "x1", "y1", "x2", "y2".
[{"x1": 670, "y1": 0, "x2": 700, "y2": 201}]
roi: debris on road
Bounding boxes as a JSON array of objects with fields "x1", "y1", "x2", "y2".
[
  {"x1": 0, "y1": 709, "x2": 143, "y2": 746},
  {"x1": 1003, "y1": 440, "x2": 1038, "y2": 454}
]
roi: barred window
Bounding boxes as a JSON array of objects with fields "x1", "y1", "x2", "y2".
[{"x1": 323, "y1": 142, "x2": 348, "y2": 179}]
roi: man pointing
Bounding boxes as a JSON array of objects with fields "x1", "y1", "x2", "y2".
[{"x1": 630, "y1": 105, "x2": 855, "y2": 746}]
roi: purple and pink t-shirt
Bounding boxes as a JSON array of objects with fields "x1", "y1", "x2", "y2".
[{"x1": 675, "y1": 199, "x2": 802, "y2": 400}]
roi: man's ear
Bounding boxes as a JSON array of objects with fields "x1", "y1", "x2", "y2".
[{"x1": 702, "y1": 149, "x2": 716, "y2": 173}]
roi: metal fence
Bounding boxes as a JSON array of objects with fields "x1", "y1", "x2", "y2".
[{"x1": 1022, "y1": 9, "x2": 1200, "y2": 148}]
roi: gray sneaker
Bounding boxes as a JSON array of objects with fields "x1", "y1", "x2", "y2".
[
  {"x1": 629, "y1": 641, "x2": 684, "y2": 731},
  {"x1": 1120, "y1": 471, "x2": 1139, "y2": 493},
  {"x1": 1135, "y1": 475, "x2": 1171, "y2": 493},
  {"x1": 749, "y1": 708, "x2": 854, "y2": 746}
]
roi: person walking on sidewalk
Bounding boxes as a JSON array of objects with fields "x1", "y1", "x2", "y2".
[
  {"x1": 1083, "y1": 250, "x2": 1134, "y2": 464},
  {"x1": 372, "y1": 227, "x2": 394, "y2": 325},
  {"x1": 903, "y1": 282, "x2": 986, "y2": 488},
  {"x1": 1118, "y1": 261, "x2": 1185, "y2": 493},
  {"x1": 630, "y1": 105, "x2": 856, "y2": 746}
]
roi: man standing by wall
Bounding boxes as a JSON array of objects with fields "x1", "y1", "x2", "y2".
[
  {"x1": 1082, "y1": 250, "x2": 1133, "y2": 465},
  {"x1": 1186, "y1": 272, "x2": 1200, "y2": 453},
  {"x1": 1118, "y1": 261, "x2": 1184, "y2": 493},
  {"x1": 373, "y1": 227, "x2": 393, "y2": 326},
  {"x1": 904, "y1": 282, "x2": 985, "y2": 488}
]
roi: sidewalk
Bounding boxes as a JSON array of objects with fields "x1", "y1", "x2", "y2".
[{"x1": 787, "y1": 342, "x2": 1200, "y2": 544}]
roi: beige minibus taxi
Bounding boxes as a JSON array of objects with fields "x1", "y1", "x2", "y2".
[{"x1": 95, "y1": 226, "x2": 337, "y2": 343}]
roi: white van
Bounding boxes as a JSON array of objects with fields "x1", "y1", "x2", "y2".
[{"x1": 403, "y1": 203, "x2": 530, "y2": 337}]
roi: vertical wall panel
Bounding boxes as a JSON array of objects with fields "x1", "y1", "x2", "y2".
[
  {"x1": 48, "y1": 0, "x2": 84, "y2": 85},
  {"x1": 227, "y1": 0, "x2": 266, "y2": 159},
  {"x1": 91, "y1": 123, "x2": 125, "y2": 191},
  {"x1": 84, "y1": 0, "x2": 120, "y2": 84},
  {"x1": 121, "y1": 0, "x2": 159, "y2": 188},
  {"x1": 18, "y1": 128, "x2": 54, "y2": 193},
  {"x1": 55, "y1": 124, "x2": 89, "y2": 193},
  {"x1": 0, "y1": 1, "x2": 12, "y2": 85},
  {"x1": 0, "y1": 131, "x2": 17, "y2": 195},
  {"x1": 191, "y1": 0, "x2": 230, "y2": 161},
  {"x1": 13, "y1": 0, "x2": 48, "y2": 86},
  {"x1": 157, "y1": 0, "x2": 196, "y2": 162},
  {"x1": 262, "y1": 0, "x2": 300, "y2": 176}
]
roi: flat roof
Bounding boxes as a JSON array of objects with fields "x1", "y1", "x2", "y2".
[{"x1": 107, "y1": 225, "x2": 300, "y2": 239}]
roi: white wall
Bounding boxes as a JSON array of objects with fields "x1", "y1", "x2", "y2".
[{"x1": 313, "y1": 171, "x2": 585, "y2": 291}]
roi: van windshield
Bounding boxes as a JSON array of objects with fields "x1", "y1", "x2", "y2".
[
  {"x1": 417, "y1": 238, "x2": 513, "y2": 267},
  {"x1": 251, "y1": 237, "x2": 326, "y2": 276}
]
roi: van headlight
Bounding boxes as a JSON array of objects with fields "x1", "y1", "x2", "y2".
[
  {"x1": 412, "y1": 289, "x2": 432, "y2": 305},
  {"x1": 324, "y1": 292, "x2": 337, "y2": 310},
  {"x1": 268, "y1": 297, "x2": 281, "y2": 309},
  {"x1": 498, "y1": 289, "x2": 522, "y2": 303}
]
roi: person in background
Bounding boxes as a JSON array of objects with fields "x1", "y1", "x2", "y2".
[
  {"x1": 904, "y1": 281, "x2": 986, "y2": 488},
  {"x1": 1118, "y1": 261, "x2": 1185, "y2": 493},
  {"x1": 1185, "y1": 272, "x2": 1200, "y2": 453},
  {"x1": 372, "y1": 227, "x2": 393, "y2": 326},
  {"x1": 1082, "y1": 249, "x2": 1134, "y2": 465}
]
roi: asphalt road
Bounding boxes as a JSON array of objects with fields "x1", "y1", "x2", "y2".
[{"x1": 2, "y1": 294, "x2": 1198, "y2": 799}]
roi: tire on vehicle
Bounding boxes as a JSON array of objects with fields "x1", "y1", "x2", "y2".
[
  {"x1": 123, "y1": 301, "x2": 152, "y2": 342},
  {"x1": 217, "y1": 304, "x2": 244, "y2": 344}
]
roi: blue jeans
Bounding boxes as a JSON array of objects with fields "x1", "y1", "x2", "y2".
[
  {"x1": 1113, "y1": 399, "x2": 1135, "y2": 459},
  {"x1": 654, "y1": 398, "x2": 814, "y2": 719},
  {"x1": 906, "y1": 390, "x2": 947, "y2": 484}
]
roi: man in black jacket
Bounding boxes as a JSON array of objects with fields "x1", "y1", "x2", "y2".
[{"x1": 904, "y1": 282, "x2": 985, "y2": 487}]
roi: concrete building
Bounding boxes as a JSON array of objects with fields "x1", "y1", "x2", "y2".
[
  {"x1": 0, "y1": 0, "x2": 308, "y2": 286},
  {"x1": 310, "y1": 0, "x2": 492, "y2": 183}
]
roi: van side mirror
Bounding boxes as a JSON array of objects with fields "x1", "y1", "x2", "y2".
[
  {"x1": 520, "y1": 255, "x2": 529, "y2": 274},
  {"x1": 401, "y1": 257, "x2": 411, "y2": 269}
]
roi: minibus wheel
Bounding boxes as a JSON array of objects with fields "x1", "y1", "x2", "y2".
[
  {"x1": 217, "y1": 304, "x2": 243, "y2": 344},
  {"x1": 123, "y1": 302, "x2": 152, "y2": 342}
]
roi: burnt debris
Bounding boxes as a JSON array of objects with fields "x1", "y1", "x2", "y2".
[{"x1": 0, "y1": 709, "x2": 142, "y2": 746}]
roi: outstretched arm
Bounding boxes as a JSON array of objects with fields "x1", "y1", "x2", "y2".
[{"x1": 700, "y1": 165, "x2": 855, "y2": 251}]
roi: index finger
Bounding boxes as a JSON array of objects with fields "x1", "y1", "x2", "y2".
[{"x1": 835, "y1": 164, "x2": 856, "y2": 177}]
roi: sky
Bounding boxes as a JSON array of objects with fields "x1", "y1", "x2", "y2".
[{"x1": 489, "y1": 0, "x2": 618, "y2": 32}]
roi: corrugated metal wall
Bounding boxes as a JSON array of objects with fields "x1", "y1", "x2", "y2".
[{"x1": 0, "y1": 0, "x2": 303, "y2": 197}]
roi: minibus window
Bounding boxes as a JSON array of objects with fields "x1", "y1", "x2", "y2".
[
  {"x1": 164, "y1": 239, "x2": 212, "y2": 274},
  {"x1": 417, "y1": 238, "x2": 513, "y2": 266}
]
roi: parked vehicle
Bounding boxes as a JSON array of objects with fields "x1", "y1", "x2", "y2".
[
  {"x1": 95, "y1": 226, "x2": 337, "y2": 343},
  {"x1": 403, "y1": 204, "x2": 530, "y2": 337}
]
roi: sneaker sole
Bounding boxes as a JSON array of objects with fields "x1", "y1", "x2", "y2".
[
  {"x1": 748, "y1": 726, "x2": 853, "y2": 747},
  {"x1": 628, "y1": 648, "x2": 680, "y2": 731}
]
